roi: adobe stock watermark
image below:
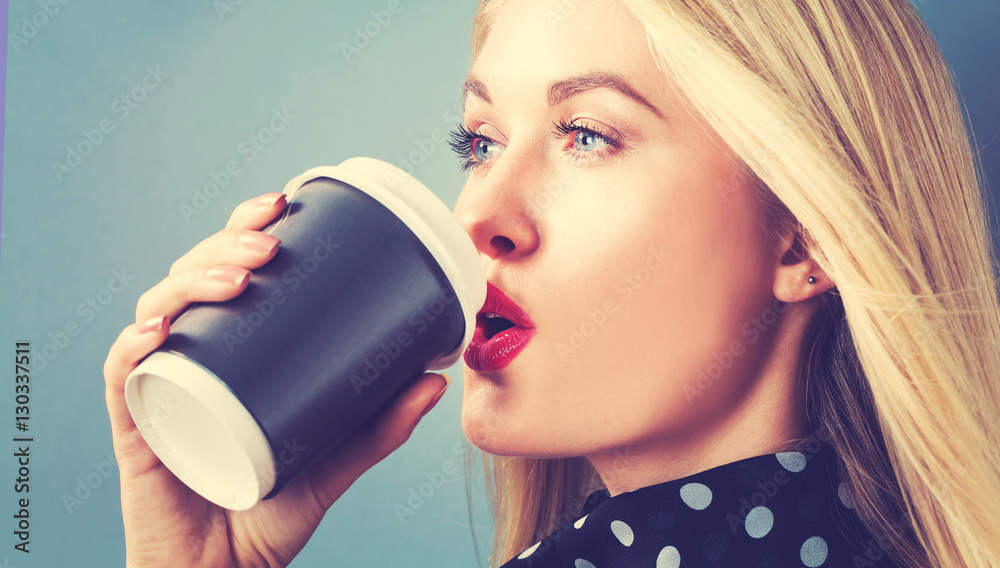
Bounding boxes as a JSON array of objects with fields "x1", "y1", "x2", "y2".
[
  {"x1": 8, "y1": 0, "x2": 72, "y2": 55},
  {"x1": 382, "y1": 101, "x2": 464, "y2": 190},
  {"x1": 214, "y1": 0, "x2": 247, "y2": 21},
  {"x1": 466, "y1": 405, "x2": 517, "y2": 453},
  {"x1": 849, "y1": 498, "x2": 924, "y2": 567},
  {"x1": 61, "y1": 394, "x2": 179, "y2": 515},
  {"x1": 394, "y1": 440, "x2": 465, "y2": 523},
  {"x1": 555, "y1": 246, "x2": 672, "y2": 361},
  {"x1": 340, "y1": 0, "x2": 404, "y2": 64},
  {"x1": 179, "y1": 106, "x2": 296, "y2": 223},
  {"x1": 222, "y1": 234, "x2": 340, "y2": 353},
  {"x1": 724, "y1": 431, "x2": 832, "y2": 534},
  {"x1": 61, "y1": 451, "x2": 119, "y2": 516},
  {"x1": 717, "y1": 118, "x2": 802, "y2": 202},
  {"x1": 519, "y1": 447, "x2": 637, "y2": 566},
  {"x1": 187, "y1": 437, "x2": 308, "y2": 552},
  {"x1": 350, "y1": 284, "x2": 467, "y2": 394},
  {"x1": 682, "y1": 297, "x2": 789, "y2": 405},
  {"x1": 548, "y1": 6, "x2": 699, "y2": 63},
  {"x1": 526, "y1": 169, "x2": 576, "y2": 216},
  {"x1": 52, "y1": 65, "x2": 169, "y2": 183},
  {"x1": 31, "y1": 267, "x2": 136, "y2": 373},
  {"x1": 544, "y1": 0, "x2": 584, "y2": 28}
]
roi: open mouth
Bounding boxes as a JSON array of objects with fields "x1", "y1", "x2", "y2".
[
  {"x1": 478, "y1": 313, "x2": 518, "y2": 340},
  {"x1": 465, "y1": 282, "x2": 536, "y2": 372}
]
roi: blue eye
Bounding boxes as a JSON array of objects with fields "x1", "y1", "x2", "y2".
[
  {"x1": 449, "y1": 123, "x2": 504, "y2": 172},
  {"x1": 574, "y1": 130, "x2": 610, "y2": 152},
  {"x1": 448, "y1": 119, "x2": 621, "y2": 173},
  {"x1": 553, "y1": 119, "x2": 619, "y2": 161},
  {"x1": 474, "y1": 138, "x2": 501, "y2": 161}
]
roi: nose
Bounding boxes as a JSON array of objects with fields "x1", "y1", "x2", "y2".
[{"x1": 455, "y1": 167, "x2": 540, "y2": 262}]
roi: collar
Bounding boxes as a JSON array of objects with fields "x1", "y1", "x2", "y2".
[{"x1": 502, "y1": 438, "x2": 900, "y2": 567}]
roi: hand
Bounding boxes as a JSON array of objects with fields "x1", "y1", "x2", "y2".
[{"x1": 103, "y1": 192, "x2": 451, "y2": 567}]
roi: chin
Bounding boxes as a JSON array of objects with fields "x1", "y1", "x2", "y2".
[
  {"x1": 460, "y1": 406, "x2": 581, "y2": 459},
  {"x1": 458, "y1": 404, "x2": 532, "y2": 457},
  {"x1": 461, "y1": 405, "x2": 510, "y2": 455}
]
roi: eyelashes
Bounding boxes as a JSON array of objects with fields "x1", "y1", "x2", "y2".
[
  {"x1": 447, "y1": 123, "x2": 486, "y2": 172},
  {"x1": 551, "y1": 118, "x2": 616, "y2": 144},
  {"x1": 448, "y1": 120, "x2": 622, "y2": 172}
]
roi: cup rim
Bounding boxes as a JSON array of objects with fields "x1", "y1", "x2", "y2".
[{"x1": 278, "y1": 158, "x2": 487, "y2": 369}]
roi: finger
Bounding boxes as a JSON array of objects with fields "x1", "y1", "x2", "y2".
[
  {"x1": 167, "y1": 227, "x2": 281, "y2": 277},
  {"x1": 304, "y1": 372, "x2": 451, "y2": 511},
  {"x1": 226, "y1": 192, "x2": 288, "y2": 231},
  {"x1": 135, "y1": 265, "x2": 251, "y2": 325},
  {"x1": 103, "y1": 317, "x2": 172, "y2": 472}
]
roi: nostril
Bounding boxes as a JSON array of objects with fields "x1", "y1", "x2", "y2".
[{"x1": 489, "y1": 235, "x2": 515, "y2": 255}]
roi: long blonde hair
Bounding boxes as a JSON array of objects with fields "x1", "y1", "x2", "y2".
[{"x1": 459, "y1": 1, "x2": 1000, "y2": 566}]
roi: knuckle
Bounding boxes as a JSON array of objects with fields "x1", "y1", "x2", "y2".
[
  {"x1": 167, "y1": 256, "x2": 188, "y2": 277},
  {"x1": 104, "y1": 355, "x2": 128, "y2": 385},
  {"x1": 374, "y1": 422, "x2": 404, "y2": 453},
  {"x1": 227, "y1": 204, "x2": 252, "y2": 227},
  {"x1": 103, "y1": 326, "x2": 137, "y2": 380},
  {"x1": 102, "y1": 351, "x2": 118, "y2": 382},
  {"x1": 134, "y1": 291, "x2": 152, "y2": 321},
  {"x1": 135, "y1": 279, "x2": 169, "y2": 317},
  {"x1": 164, "y1": 273, "x2": 195, "y2": 303},
  {"x1": 212, "y1": 228, "x2": 245, "y2": 256}
]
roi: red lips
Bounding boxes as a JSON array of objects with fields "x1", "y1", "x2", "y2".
[{"x1": 463, "y1": 282, "x2": 536, "y2": 372}]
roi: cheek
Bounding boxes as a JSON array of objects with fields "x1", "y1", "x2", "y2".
[
  {"x1": 536, "y1": 165, "x2": 772, "y2": 437},
  {"x1": 626, "y1": 181, "x2": 772, "y2": 428},
  {"x1": 549, "y1": 162, "x2": 766, "y2": 350}
]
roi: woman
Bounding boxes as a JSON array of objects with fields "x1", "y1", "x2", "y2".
[{"x1": 103, "y1": 0, "x2": 1000, "y2": 566}]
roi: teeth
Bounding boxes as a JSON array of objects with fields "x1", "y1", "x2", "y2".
[{"x1": 485, "y1": 313, "x2": 503, "y2": 318}]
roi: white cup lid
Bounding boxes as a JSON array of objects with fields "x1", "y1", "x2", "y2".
[
  {"x1": 124, "y1": 350, "x2": 276, "y2": 510},
  {"x1": 275, "y1": 158, "x2": 487, "y2": 369}
]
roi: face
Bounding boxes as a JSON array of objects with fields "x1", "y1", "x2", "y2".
[{"x1": 453, "y1": 0, "x2": 783, "y2": 463}]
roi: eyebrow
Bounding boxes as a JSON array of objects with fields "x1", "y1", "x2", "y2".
[{"x1": 462, "y1": 72, "x2": 663, "y2": 118}]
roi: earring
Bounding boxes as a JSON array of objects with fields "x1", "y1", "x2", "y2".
[{"x1": 807, "y1": 276, "x2": 816, "y2": 284}]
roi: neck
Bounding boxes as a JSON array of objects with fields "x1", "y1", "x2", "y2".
[{"x1": 586, "y1": 303, "x2": 815, "y2": 497}]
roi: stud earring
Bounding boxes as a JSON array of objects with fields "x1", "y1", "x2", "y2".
[{"x1": 807, "y1": 276, "x2": 817, "y2": 284}]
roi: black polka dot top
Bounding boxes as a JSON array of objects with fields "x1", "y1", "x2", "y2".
[{"x1": 499, "y1": 438, "x2": 904, "y2": 567}]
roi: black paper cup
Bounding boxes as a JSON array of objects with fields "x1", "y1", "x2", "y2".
[{"x1": 123, "y1": 157, "x2": 485, "y2": 510}]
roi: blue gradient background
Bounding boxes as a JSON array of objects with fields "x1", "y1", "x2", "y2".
[{"x1": 0, "y1": 1, "x2": 996, "y2": 567}]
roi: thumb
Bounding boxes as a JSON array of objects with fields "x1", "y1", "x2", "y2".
[{"x1": 304, "y1": 372, "x2": 451, "y2": 510}]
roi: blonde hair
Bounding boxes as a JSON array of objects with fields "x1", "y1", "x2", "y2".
[{"x1": 460, "y1": 1, "x2": 1000, "y2": 566}]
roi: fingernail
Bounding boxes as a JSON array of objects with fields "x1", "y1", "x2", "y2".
[
  {"x1": 420, "y1": 375, "x2": 451, "y2": 417},
  {"x1": 238, "y1": 233, "x2": 280, "y2": 255},
  {"x1": 138, "y1": 315, "x2": 166, "y2": 334},
  {"x1": 256, "y1": 193, "x2": 286, "y2": 207},
  {"x1": 206, "y1": 267, "x2": 249, "y2": 286}
]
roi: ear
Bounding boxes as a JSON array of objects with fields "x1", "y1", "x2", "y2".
[{"x1": 771, "y1": 229, "x2": 834, "y2": 303}]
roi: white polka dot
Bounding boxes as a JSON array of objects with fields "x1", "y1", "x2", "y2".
[
  {"x1": 776, "y1": 451, "x2": 807, "y2": 472},
  {"x1": 574, "y1": 513, "x2": 589, "y2": 529},
  {"x1": 575, "y1": 559, "x2": 597, "y2": 568},
  {"x1": 656, "y1": 545, "x2": 681, "y2": 568},
  {"x1": 517, "y1": 541, "x2": 541, "y2": 559},
  {"x1": 679, "y1": 482, "x2": 713, "y2": 510},
  {"x1": 800, "y1": 536, "x2": 828, "y2": 566},
  {"x1": 744, "y1": 506, "x2": 774, "y2": 538},
  {"x1": 610, "y1": 519, "x2": 634, "y2": 546},
  {"x1": 837, "y1": 482, "x2": 855, "y2": 509}
]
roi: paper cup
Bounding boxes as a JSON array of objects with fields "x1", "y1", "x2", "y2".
[{"x1": 124, "y1": 157, "x2": 485, "y2": 510}]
